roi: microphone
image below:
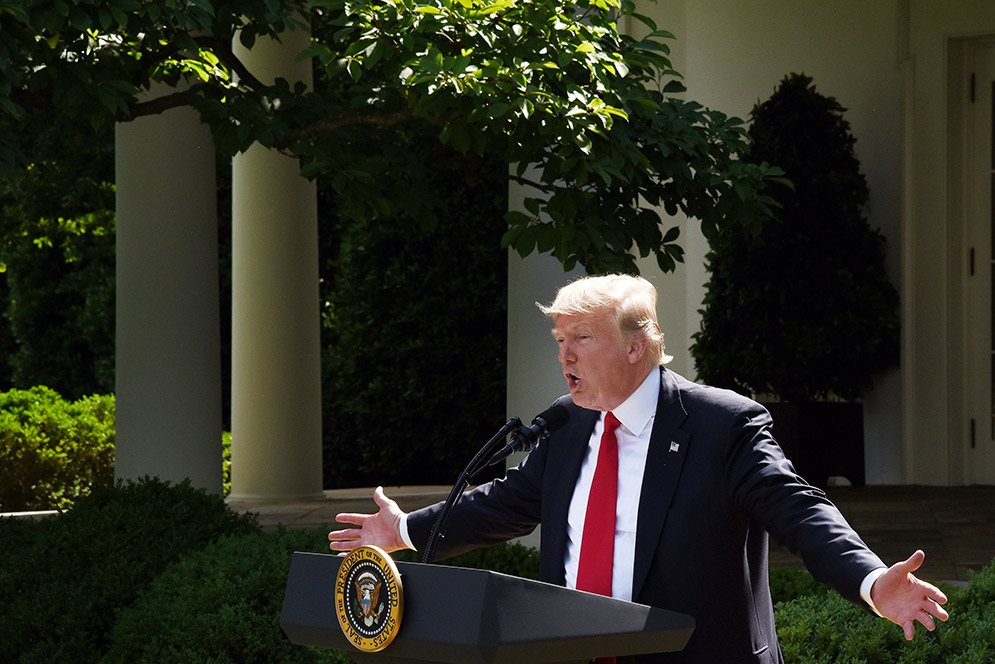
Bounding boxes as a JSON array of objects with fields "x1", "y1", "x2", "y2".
[
  {"x1": 487, "y1": 400, "x2": 571, "y2": 467},
  {"x1": 423, "y1": 399, "x2": 571, "y2": 563}
]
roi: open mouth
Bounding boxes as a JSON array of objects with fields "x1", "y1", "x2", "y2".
[{"x1": 566, "y1": 373, "x2": 580, "y2": 390}]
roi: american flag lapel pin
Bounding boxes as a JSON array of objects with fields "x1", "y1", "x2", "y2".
[{"x1": 669, "y1": 441, "x2": 680, "y2": 453}]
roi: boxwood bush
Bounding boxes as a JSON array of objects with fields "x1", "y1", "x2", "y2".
[
  {"x1": 3, "y1": 477, "x2": 990, "y2": 664},
  {"x1": 0, "y1": 477, "x2": 258, "y2": 664},
  {"x1": 104, "y1": 529, "x2": 349, "y2": 664},
  {"x1": 0, "y1": 385, "x2": 114, "y2": 511},
  {"x1": 776, "y1": 565, "x2": 990, "y2": 663}
]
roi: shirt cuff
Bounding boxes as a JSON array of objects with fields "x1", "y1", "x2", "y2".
[
  {"x1": 399, "y1": 513, "x2": 416, "y2": 550},
  {"x1": 860, "y1": 567, "x2": 888, "y2": 617}
]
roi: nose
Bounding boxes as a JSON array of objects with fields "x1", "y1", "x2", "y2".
[{"x1": 558, "y1": 340, "x2": 573, "y2": 365}]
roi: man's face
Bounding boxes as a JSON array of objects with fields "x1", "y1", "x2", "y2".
[{"x1": 553, "y1": 311, "x2": 641, "y2": 412}]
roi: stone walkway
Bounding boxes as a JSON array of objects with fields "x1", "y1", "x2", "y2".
[{"x1": 226, "y1": 484, "x2": 995, "y2": 584}]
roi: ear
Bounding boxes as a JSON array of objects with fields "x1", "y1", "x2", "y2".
[{"x1": 626, "y1": 334, "x2": 648, "y2": 365}]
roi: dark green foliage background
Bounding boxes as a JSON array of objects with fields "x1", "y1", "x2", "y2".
[
  {"x1": 0, "y1": 128, "x2": 116, "y2": 398},
  {"x1": 320, "y1": 150, "x2": 507, "y2": 489},
  {"x1": 692, "y1": 73, "x2": 899, "y2": 402}
]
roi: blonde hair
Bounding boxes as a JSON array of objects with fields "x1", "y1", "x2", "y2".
[{"x1": 537, "y1": 274, "x2": 672, "y2": 366}]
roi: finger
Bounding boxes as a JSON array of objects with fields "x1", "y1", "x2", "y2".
[
  {"x1": 903, "y1": 621, "x2": 915, "y2": 641},
  {"x1": 931, "y1": 602, "x2": 950, "y2": 622},
  {"x1": 922, "y1": 598, "x2": 949, "y2": 622},
  {"x1": 916, "y1": 611, "x2": 936, "y2": 632},
  {"x1": 329, "y1": 539, "x2": 363, "y2": 552},
  {"x1": 327, "y1": 528, "x2": 361, "y2": 541},
  {"x1": 335, "y1": 512, "x2": 372, "y2": 526},
  {"x1": 922, "y1": 581, "x2": 948, "y2": 606}
]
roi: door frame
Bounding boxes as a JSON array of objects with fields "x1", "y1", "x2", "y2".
[{"x1": 949, "y1": 36, "x2": 995, "y2": 485}]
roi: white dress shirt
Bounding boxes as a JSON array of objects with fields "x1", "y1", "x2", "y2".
[{"x1": 563, "y1": 368, "x2": 659, "y2": 601}]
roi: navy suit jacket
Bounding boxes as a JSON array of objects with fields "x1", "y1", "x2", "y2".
[{"x1": 407, "y1": 368, "x2": 885, "y2": 663}]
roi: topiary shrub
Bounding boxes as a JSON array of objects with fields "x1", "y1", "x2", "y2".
[
  {"x1": 0, "y1": 477, "x2": 259, "y2": 664},
  {"x1": 692, "y1": 73, "x2": 899, "y2": 403},
  {"x1": 105, "y1": 529, "x2": 350, "y2": 664},
  {"x1": 0, "y1": 385, "x2": 114, "y2": 511}
]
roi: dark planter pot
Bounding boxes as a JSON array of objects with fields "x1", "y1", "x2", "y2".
[{"x1": 763, "y1": 402, "x2": 865, "y2": 489}]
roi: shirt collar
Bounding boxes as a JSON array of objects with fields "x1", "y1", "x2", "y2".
[{"x1": 609, "y1": 367, "x2": 660, "y2": 437}]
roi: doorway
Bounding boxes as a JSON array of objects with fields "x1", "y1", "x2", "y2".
[{"x1": 963, "y1": 40, "x2": 995, "y2": 485}]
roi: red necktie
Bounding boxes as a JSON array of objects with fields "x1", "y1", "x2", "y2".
[
  {"x1": 576, "y1": 411, "x2": 621, "y2": 597},
  {"x1": 576, "y1": 412, "x2": 621, "y2": 664}
]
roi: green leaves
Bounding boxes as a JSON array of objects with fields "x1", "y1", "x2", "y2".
[{"x1": 0, "y1": 0, "x2": 785, "y2": 275}]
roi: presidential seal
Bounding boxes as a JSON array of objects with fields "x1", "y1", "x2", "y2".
[{"x1": 334, "y1": 546, "x2": 404, "y2": 652}]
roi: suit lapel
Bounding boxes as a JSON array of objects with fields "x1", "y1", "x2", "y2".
[{"x1": 632, "y1": 368, "x2": 690, "y2": 600}]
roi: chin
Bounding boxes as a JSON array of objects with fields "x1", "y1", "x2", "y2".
[{"x1": 571, "y1": 394, "x2": 604, "y2": 412}]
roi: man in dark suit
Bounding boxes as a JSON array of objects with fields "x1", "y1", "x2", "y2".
[{"x1": 329, "y1": 274, "x2": 948, "y2": 662}]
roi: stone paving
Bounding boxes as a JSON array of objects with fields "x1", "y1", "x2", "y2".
[{"x1": 226, "y1": 484, "x2": 995, "y2": 584}]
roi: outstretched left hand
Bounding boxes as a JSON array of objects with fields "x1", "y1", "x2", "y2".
[{"x1": 870, "y1": 550, "x2": 949, "y2": 640}]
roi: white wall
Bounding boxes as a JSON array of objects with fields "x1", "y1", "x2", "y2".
[{"x1": 669, "y1": 1, "x2": 906, "y2": 482}]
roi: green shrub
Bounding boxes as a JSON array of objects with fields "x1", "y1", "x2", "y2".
[
  {"x1": 769, "y1": 565, "x2": 830, "y2": 605},
  {"x1": 775, "y1": 561, "x2": 995, "y2": 663},
  {"x1": 692, "y1": 73, "x2": 899, "y2": 402},
  {"x1": 105, "y1": 529, "x2": 351, "y2": 664},
  {"x1": 0, "y1": 477, "x2": 259, "y2": 664},
  {"x1": 0, "y1": 385, "x2": 114, "y2": 511}
]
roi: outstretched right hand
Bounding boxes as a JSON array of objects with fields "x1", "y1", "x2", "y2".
[{"x1": 328, "y1": 486, "x2": 409, "y2": 554}]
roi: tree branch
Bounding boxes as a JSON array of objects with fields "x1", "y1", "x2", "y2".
[
  {"x1": 124, "y1": 89, "x2": 201, "y2": 119},
  {"x1": 508, "y1": 173, "x2": 556, "y2": 194},
  {"x1": 281, "y1": 109, "x2": 414, "y2": 145}
]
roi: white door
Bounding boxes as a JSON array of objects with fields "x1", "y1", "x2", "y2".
[{"x1": 965, "y1": 42, "x2": 995, "y2": 485}]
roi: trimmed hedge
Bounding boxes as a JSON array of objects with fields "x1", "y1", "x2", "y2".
[
  {"x1": 0, "y1": 477, "x2": 258, "y2": 664},
  {"x1": 0, "y1": 385, "x2": 114, "y2": 511},
  {"x1": 0, "y1": 477, "x2": 542, "y2": 664},
  {"x1": 776, "y1": 566, "x2": 990, "y2": 663},
  {"x1": 3, "y1": 477, "x2": 990, "y2": 664},
  {"x1": 104, "y1": 529, "x2": 348, "y2": 664},
  {"x1": 769, "y1": 565, "x2": 830, "y2": 605}
]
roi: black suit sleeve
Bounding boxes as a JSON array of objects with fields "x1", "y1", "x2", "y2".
[
  {"x1": 406, "y1": 436, "x2": 549, "y2": 560},
  {"x1": 722, "y1": 397, "x2": 885, "y2": 605}
]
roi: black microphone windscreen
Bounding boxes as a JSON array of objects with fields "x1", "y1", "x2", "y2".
[{"x1": 536, "y1": 403, "x2": 570, "y2": 433}]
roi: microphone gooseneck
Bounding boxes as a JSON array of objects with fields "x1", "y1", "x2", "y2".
[
  {"x1": 421, "y1": 399, "x2": 571, "y2": 564},
  {"x1": 486, "y1": 401, "x2": 571, "y2": 468}
]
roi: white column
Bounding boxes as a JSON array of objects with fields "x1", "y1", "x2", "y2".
[
  {"x1": 228, "y1": 25, "x2": 323, "y2": 501},
  {"x1": 115, "y1": 96, "x2": 222, "y2": 493}
]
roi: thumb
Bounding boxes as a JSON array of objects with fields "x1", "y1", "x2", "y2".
[
  {"x1": 373, "y1": 485, "x2": 393, "y2": 510},
  {"x1": 898, "y1": 549, "x2": 925, "y2": 574}
]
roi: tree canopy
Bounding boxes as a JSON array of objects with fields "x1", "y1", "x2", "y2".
[{"x1": 0, "y1": 0, "x2": 782, "y2": 273}]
